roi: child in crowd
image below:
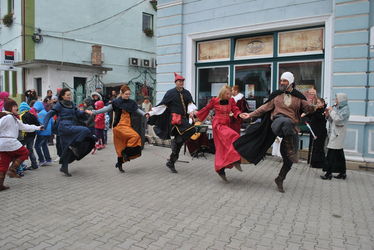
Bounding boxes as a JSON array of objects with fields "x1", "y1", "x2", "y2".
[
  {"x1": 34, "y1": 101, "x2": 53, "y2": 166},
  {"x1": 0, "y1": 99, "x2": 43, "y2": 191},
  {"x1": 19, "y1": 102, "x2": 40, "y2": 170},
  {"x1": 94, "y1": 100, "x2": 105, "y2": 149}
]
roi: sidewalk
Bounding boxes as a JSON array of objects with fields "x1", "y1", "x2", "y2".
[{"x1": 1, "y1": 137, "x2": 374, "y2": 249}]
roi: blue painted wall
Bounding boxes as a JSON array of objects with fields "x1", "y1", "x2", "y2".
[{"x1": 157, "y1": 0, "x2": 374, "y2": 161}]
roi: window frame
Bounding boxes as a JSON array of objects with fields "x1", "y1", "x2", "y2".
[{"x1": 142, "y1": 12, "x2": 153, "y2": 31}]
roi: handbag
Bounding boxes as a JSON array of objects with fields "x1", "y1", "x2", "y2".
[{"x1": 171, "y1": 113, "x2": 182, "y2": 125}]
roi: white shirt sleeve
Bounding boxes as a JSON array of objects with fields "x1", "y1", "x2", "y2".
[
  {"x1": 187, "y1": 103, "x2": 198, "y2": 114},
  {"x1": 148, "y1": 105, "x2": 167, "y2": 116},
  {"x1": 17, "y1": 120, "x2": 40, "y2": 132}
]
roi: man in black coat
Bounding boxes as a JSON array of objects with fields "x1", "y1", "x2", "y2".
[
  {"x1": 236, "y1": 72, "x2": 315, "y2": 193},
  {"x1": 147, "y1": 73, "x2": 197, "y2": 173}
]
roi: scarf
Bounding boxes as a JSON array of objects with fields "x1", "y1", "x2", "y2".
[
  {"x1": 60, "y1": 100, "x2": 73, "y2": 108},
  {"x1": 112, "y1": 98, "x2": 138, "y2": 113}
]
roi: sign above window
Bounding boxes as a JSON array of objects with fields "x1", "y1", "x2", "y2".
[
  {"x1": 197, "y1": 39, "x2": 230, "y2": 62},
  {"x1": 278, "y1": 28, "x2": 324, "y2": 56},
  {"x1": 235, "y1": 35, "x2": 274, "y2": 59}
]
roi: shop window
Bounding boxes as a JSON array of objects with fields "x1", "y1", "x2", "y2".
[
  {"x1": 278, "y1": 28, "x2": 324, "y2": 56},
  {"x1": 142, "y1": 13, "x2": 153, "y2": 31},
  {"x1": 197, "y1": 39, "x2": 230, "y2": 62},
  {"x1": 197, "y1": 67, "x2": 229, "y2": 108},
  {"x1": 235, "y1": 64, "x2": 272, "y2": 111},
  {"x1": 278, "y1": 61, "x2": 323, "y2": 96},
  {"x1": 235, "y1": 35, "x2": 273, "y2": 59}
]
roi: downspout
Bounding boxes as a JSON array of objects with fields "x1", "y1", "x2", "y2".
[
  {"x1": 21, "y1": 0, "x2": 26, "y2": 101},
  {"x1": 366, "y1": 1, "x2": 373, "y2": 116}
]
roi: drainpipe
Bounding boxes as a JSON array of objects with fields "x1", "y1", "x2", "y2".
[
  {"x1": 21, "y1": 0, "x2": 26, "y2": 101},
  {"x1": 366, "y1": 2, "x2": 373, "y2": 116}
]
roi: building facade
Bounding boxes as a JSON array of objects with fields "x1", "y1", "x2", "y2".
[
  {"x1": 0, "y1": 0, "x2": 157, "y2": 103},
  {"x1": 156, "y1": 0, "x2": 374, "y2": 163}
]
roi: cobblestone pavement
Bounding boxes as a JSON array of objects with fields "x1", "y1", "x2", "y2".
[{"x1": 1, "y1": 136, "x2": 374, "y2": 250}]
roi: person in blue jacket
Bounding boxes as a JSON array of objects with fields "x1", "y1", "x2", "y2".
[
  {"x1": 44, "y1": 88, "x2": 95, "y2": 177},
  {"x1": 34, "y1": 101, "x2": 53, "y2": 166}
]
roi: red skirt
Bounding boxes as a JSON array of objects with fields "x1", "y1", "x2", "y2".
[
  {"x1": 212, "y1": 120, "x2": 241, "y2": 172},
  {"x1": 0, "y1": 146, "x2": 29, "y2": 173}
]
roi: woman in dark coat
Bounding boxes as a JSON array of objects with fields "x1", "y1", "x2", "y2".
[
  {"x1": 306, "y1": 97, "x2": 327, "y2": 168},
  {"x1": 89, "y1": 85, "x2": 146, "y2": 173},
  {"x1": 44, "y1": 88, "x2": 95, "y2": 177}
]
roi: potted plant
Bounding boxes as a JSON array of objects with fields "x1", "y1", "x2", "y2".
[
  {"x1": 143, "y1": 28, "x2": 154, "y2": 37},
  {"x1": 2, "y1": 13, "x2": 13, "y2": 27},
  {"x1": 150, "y1": 0, "x2": 157, "y2": 11}
]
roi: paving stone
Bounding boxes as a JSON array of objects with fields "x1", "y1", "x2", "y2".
[{"x1": 0, "y1": 134, "x2": 373, "y2": 249}]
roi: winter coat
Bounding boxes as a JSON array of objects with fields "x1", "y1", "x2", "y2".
[
  {"x1": 94, "y1": 101, "x2": 105, "y2": 129},
  {"x1": 327, "y1": 93, "x2": 350, "y2": 149},
  {"x1": 34, "y1": 101, "x2": 53, "y2": 136}
]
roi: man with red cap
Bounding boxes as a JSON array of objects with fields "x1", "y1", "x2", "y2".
[{"x1": 147, "y1": 73, "x2": 197, "y2": 173}]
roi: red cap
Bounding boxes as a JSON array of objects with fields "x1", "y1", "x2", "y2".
[{"x1": 174, "y1": 72, "x2": 185, "y2": 82}]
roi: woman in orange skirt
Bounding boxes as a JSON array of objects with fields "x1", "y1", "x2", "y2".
[{"x1": 90, "y1": 85, "x2": 146, "y2": 173}]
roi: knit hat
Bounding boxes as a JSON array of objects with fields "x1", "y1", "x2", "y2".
[
  {"x1": 52, "y1": 95, "x2": 58, "y2": 101},
  {"x1": 4, "y1": 98, "x2": 18, "y2": 112},
  {"x1": 174, "y1": 72, "x2": 185, "y2": 82},
  {"x1": 19, "y1": 102, "x2": 31, "y2": 113},
  {"x1": 280, "y1": 72, "x2": 294, "y2": 84}
]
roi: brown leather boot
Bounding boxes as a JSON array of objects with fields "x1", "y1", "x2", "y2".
[
  {"x1": 283, "y1": 136, "x2": 299, "y2": 163},
  {"x1": 7, "y1": 158, "x2": 23, "y2": 178},
  {"x1": 0, "y1": 172, "x2": 9, "y2": 191}
]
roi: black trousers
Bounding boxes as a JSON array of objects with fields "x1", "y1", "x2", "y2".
[{"x1": 169, "y1": 127, "x2": 196, "y2": 164}]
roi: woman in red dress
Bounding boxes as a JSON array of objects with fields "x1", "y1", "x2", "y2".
[{"x1": 194, "y1": 85, "x2": 247, "y2": 181}]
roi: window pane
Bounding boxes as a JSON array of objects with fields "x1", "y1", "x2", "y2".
[
  {"x1": 278, "y1": 28, "x2": 324, "y2": 55},
  {"x1": 197, "y1": 67, "x2": 229, "y2": 109},
  {"x1": 197, "y1": 39, "x2": 230, "y2": 62},
  {"x1": 234, "y1": 64, "x2": 272, "y2": 110},
  {"x1": 235, "y1": 35, "x2": 273, "y2": 59},
  {"x1": 279, "y1": 61, "x2": 323, "y2": 96},
  {"x1": 142, "y1": 13, "x2": 152, "y2": 30}
]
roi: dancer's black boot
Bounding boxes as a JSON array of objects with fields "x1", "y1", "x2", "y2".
[{"x1": 115, "y1": 157, "x2": 125, "y2": 173}]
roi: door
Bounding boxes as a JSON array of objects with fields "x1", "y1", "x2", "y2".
[{"x1": 74, "y1": 77, "x2": 86, "y2": 105}]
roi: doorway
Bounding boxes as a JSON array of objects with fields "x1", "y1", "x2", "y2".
[{"x1": 74, "y1": 77, "x2": 86, "y2": 105}]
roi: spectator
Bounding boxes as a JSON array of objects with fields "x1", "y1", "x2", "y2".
[
  {"x1": 43, "y1": 90, "x2": 53, "y2": 111},
  {"x1": 25, "y1": 89, "x2": 38, "y2": 104},
  {"x1": 142, "y1": 96, "x2": 152, "y2": 113},
  {"x1": 19, "y1": 102, "x2": 40, "y2": 170},
  {"x1": 94, "y1": 100, "x2": 105, "y2": 149},
  {"x1": 34, "y1": 101, "x2": 53, "y2": 166},
  {"x1": 321, "y1": 93, "x2": 350, "y2": 180},
  {"x1": 305, "y1": 97, "x2": 327, "y2": 169},
  {"x1": 0, "y1": 91, "x2": 10, "y2": 111},
  {"x1": 90, "y1": 91, "x2": 102, "y2": 106}
]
